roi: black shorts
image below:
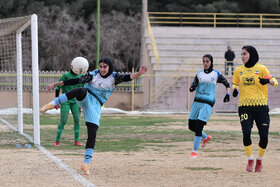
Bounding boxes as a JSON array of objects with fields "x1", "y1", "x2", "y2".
[{"x1": 238, "y1": 107, "x2": 270, "y2": 135}]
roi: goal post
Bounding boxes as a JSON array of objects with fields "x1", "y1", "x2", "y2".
[
  {"x1": 31, "y1": 14, "x2": 40, "y2": 145},
  {"x1": 0, "y1": 14, "x2": 40, "y2": 145}
]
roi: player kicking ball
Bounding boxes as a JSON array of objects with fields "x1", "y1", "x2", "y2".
[
  {"x1": 40, "y1": 57, "x2": 147, "y2": 175},
  {"x1": 188, "y1": 54, "x2": 230, "y2": 158}
]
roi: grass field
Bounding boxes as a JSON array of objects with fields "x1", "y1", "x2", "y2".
[
  {"x1": 0, "y1": 113, "x2": 280, "y2": 186},
  {"x1": 21, "y1": 114, "x2": 194, "y2": 151}
]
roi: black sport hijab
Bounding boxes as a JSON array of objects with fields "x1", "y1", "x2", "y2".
[
  {"x1": 242, "y1": 45, "x2": 259, "y2": 68},
  {"x1": 98, "y1": 57, "x2": 114, "y2": 78},
  {"x1": 203, "y1": 54, "x2": 213, "y2": 73}
]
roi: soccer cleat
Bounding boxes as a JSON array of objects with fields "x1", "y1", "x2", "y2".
[
  {"x1": 246, "y1": 159, "x2": 254, "y2": 172},
  {"x1": 201, "y1": 135, "x2": 212, "y2": 148},
  {"x1": 74, "y1": 141, "x2": 82, "y2": 146},
  {"x1": 40, "y1": 103, "x2": 54, "y2": 114},
  {"x1": 54, "y1": 141, "x2": 60, "y2": 147},
  {"x1": 81, "y1": 164, "x2": 90, "y2": 175},
  {"x1": 189, "y1": 152, "x2": 198, "y2": 158},
  {"x1": 255, "y1": 159, "x2": 262, "y2": 172}
]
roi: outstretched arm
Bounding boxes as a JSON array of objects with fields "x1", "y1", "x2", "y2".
[
  {"x1": 130, "y1": 65, "x2": 148, "y2": 80},
  {"x1": 46, "y1": 81, "x2": 64, "y2": 92},
  {"x1": 45, "y1": 73, "x2": 93, "y2": 92},
  {"x1": 114, "y1": 65, "x2": 148, "y2": 85}
]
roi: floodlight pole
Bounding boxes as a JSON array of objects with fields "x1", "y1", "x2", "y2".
[
  {"x1": 96, "y1": 0, "x2": 100, "y2": 69},
  {"x1": 140, "y1": 0, "x2": 147, "y2": 66}
]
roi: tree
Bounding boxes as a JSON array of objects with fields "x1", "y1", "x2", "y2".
[
  {"x1": 98, "y1": 11, "x2": 141, "y2": 72},
  {"x1": 38, "y1": 6, "x2": 97, "y2": 71},
  {"x1": 38, "y1": 7, "x2": 141, "y2": 72}
]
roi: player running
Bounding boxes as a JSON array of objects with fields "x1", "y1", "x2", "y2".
[
  {"x1": 188, "y1": 54, "x2": 230, "y2": 158},
  {"x1": 232, "y1": 45, "x2": 278, "y2": 172},
  {"x1": 40, "y1": 57, "x2": 147, "y2": 175}
]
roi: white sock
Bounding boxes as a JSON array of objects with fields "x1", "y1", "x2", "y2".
[
  {"x1": 256, "y1": 155, "x2": 262, "y2": 160},
  {"x1": 248, "y1": 155, "x2": 254, "y2": 160}
]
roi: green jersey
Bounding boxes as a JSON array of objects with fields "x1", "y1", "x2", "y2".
[{"x1": 56, "y1": 71, "x2": 85, "y2": 103}]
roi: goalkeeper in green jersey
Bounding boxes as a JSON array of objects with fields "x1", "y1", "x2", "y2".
[{"x1": 54, "y1": 66, "x2": 85, "y2": 147}]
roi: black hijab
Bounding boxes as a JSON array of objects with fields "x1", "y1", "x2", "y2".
[
  {"x1": 99, "y1": 57, "x2": 114, "y2": 78},
  {"x1": 242, "y1": 45, "x2": 259, "y2": 68},
  {"x1": 203, "y1": 54, "x2": 213, "y2": 73}
]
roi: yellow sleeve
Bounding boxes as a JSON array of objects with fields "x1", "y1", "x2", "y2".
[
  {"x1": 261, "y1": 65, "x2": 272, "y2": 79},
  {"x1": 232, "y1": 67, "x2": 240, "y2": 90},
  {"x1": 262, "y1": 65, "x2": 278, "y2": 87},
  {"x1": 271, "y1": 77, "x2": 278, "y2": 87}
]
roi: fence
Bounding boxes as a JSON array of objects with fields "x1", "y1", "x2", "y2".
[
  {"x1": 148, "y1": 12, "x2": 280, "y2": 28},
  {"x1": 0, "y1": 71, "x2": 143, "y2": 92}
]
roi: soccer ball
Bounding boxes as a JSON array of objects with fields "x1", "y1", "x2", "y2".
[{"x1": 71, "y1": 57, "x2": 89, "y2": 74}]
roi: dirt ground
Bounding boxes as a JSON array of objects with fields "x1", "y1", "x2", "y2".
[{"x1": 1, "y1": 114, "x2": 280, "y2": 187}]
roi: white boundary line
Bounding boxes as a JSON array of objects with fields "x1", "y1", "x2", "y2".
[{"x1": 0, "y1": 118, "x2": 96, "y2": 187}]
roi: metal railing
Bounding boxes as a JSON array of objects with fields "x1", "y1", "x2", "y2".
[
  {"x1": 148, "y1": 12, "x2": 280, "y2": 28},
  {"x1": 149, "y1": 60, "x2": 280, "y2": 106},
  {"x1": 147, "y1": 17, "x2": 159, "y2": 66},
  {"x1": 149, "y1": 61, "x2": 193, "y2": 104}
]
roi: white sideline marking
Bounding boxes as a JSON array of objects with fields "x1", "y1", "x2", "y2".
[{"x1": 0, "y1": 118, "x2": 96, "y2": 187}]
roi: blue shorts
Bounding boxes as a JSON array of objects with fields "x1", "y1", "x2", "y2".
[
  {"x1": 76, "y1": 93, "x2": 101, "y2": 126},
  {"x1": 189, "y1": 101, "x2": 212, "y2": 122}
]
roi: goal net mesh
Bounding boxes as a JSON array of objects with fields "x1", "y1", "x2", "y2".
[{"x1": 0, "y1": 15, "x2": 35, "y2": 147}]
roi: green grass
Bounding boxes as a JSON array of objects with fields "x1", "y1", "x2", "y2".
[
  {"x1": 34, "y1": 114, "x2": 192, "y2": 152},
  {"x1": 1, "y1": 114, "x2": 280, "y2": 154},
  {"x1": 91, "y1": 115, "x2": 191, "y2": 152},
  {"x1": 269, "y1": 131, "x2": 280, "y2": 135}
]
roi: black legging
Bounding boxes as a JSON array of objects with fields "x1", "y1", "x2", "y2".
[
  {"x1": 65, "y1": 87, "x2": 99, "y2": 149},
  {"x1": 243, "y1": 127, "x2": 268, "y2": 149},
  {"x1": 86, "y1": 122, "x2": 99, "y2": 149},
  {"x1": 188, "y1": 119, "x2": 206, "y2": 136},
  {"x1": 65, "y1": 87, "x2": 87, "y2": 101},
  {"x1": 239, "y1": 108, "x2": 270, "y2": 149}
]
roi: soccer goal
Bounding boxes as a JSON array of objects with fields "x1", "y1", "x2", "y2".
[{"x1": 0, "y1": 14, "x2": 40, "y2": 145}]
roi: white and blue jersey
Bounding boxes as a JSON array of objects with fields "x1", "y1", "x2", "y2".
[
  {"x1": 85, "y1": 70, "x2": 116, "y2": 105},
  {"x1": 192, "y1": 69, "x2": 229, "y2": 107},
  {"x1": 189, "y1": 69, "x2": 229, "y2": 122},
  {"x1": 65, "y1": 70, "x2": 131, "y2": 125}
]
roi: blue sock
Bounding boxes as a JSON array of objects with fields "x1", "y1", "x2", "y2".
[
  {"x1": 193, "y1": 136, "x2": 202, "y2": 152},
  {"x1": 84, "y1": 148, "x2": 94, "y2": 164},
  {"x1": 202, "y1": 131, "x2": 207, "y2": 139},
  {"x1": 54, "y1": 94, "x2": 68, "y2": 105}
]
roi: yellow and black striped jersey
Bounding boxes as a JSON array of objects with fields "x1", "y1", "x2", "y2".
[{"x1": 232, "y1": 63, "x2": 278, "y2": 107}]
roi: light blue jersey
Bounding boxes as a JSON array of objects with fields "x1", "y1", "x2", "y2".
[
  {"x1": 74, "y1": 70, "x2": 131, "y2": 125},
  {"x1": 194, "y1": 70, "x2": 221, "y2": 106},
  {"x1": 189, "y1": 69, "x2": 230, "y2": 122},
  {"x1": 85, "y1": 70, "x2": 116, "y2": 105}
]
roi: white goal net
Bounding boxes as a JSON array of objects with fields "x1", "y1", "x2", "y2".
[{"x1": 0, "y1": 14, "x2": 40, "y2": 146}]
